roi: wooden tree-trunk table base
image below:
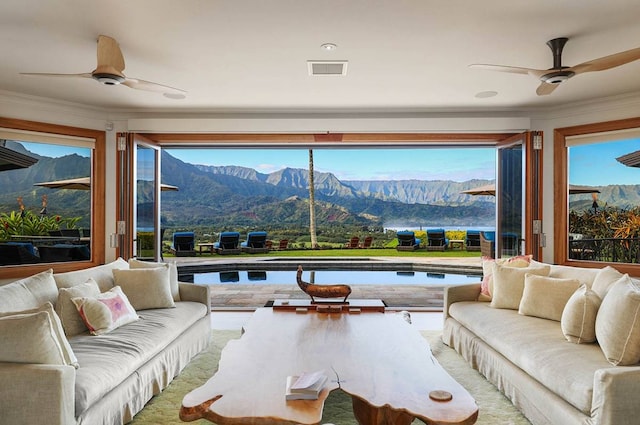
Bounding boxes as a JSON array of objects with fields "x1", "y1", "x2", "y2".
[{"x1": 180, "y1": 307, "x2": 478, "y2": 425}]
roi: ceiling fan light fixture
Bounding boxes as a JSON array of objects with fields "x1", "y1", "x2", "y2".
[
  {"x1": 540, "y1": 70, "x2": 575, "y2": 84},
  {"x1": 92, "y1": 73, "x2": 126, "y2": 85}
]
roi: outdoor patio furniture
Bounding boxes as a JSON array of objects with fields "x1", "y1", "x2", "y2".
[
  {"x1": 345, "y1": 236, "x2": 359, "y2": 248},
  {"x1": 396, "y1": 231, "x2": 421, "y2": 251},
  {"x1": 38, "y1": 244, "x2": 90, "y2": 262},
  {"x1": 171, "y1": 231, "x2": 196, "y2": 257},
  {"x1": 465, "y1": 230, "x2": 481, "y2": 251},
  {"x1": 0, "y1": 242, "x2": 40, "y2": 266},
  {"x1": 480, "y1": 231, "x2": 495, "y2": 258},
  {"x1": 274, "y1": 239, "x2": 289, "y2": 250},
  {"x1": 214, "y1": 231, "x2": 241, "y2": 254},
  {"x1": 241, "y1": 231, "x2": 269, "y2": 253},
  {"x1": 426, "y1": 228, "x2": 448, "y2": 251},
  {"x1": 359, "y1": 236, "x2": 373, "y2": 248}
]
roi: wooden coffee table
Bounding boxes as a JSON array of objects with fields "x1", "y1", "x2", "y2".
[{"x1": 180, "y1": 307, "x2": 478, "y2": 425}]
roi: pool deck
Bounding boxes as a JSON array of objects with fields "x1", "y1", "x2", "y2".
[{"x1": 172, "y1": 256, "x2": 483, "y2": 311}]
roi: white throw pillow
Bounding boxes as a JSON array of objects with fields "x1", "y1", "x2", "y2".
[
  {"x1": 0, "y1": 311, "x2": 67, "y2": 365},
  {"x1": 490, "y1": 263, "x2": 551, "y2": 310},
  {"x1": 54, "y1": 257, "x2": 129, "y2": 292},
  {"x1": 595, "y1": 274, "x2": 640, "y2": 365},
  {"x1": 55, "y1": 278, "x2": 101, "y2": 336},
  {"x1": 113, "y1": 267, "x2": 175, "y2": 310},
  {"x1": 591, "y1": 266, "x2": 624, "y2": 299},
  {"x1": 0, "y1": 269, "x2": 58, "y2": 313},
  {"x1": 0, "y1": 302, "x2": 79, "y2": 367},
  {"x1": 519, "y1": 274, "x2": 581, "y2": 321},
  {"x1": 561, "y1": 285, "x2": 601, "y2": 344},
  {"x1": 71, "y1": 286, "x2": 138, "y2": 335},
  {"x1": 128, "y1": 258, "x2": 180, "y2": 301}
]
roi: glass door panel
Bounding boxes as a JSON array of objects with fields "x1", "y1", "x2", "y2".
[
  {"x1": 496, "y1": 144, "x2": 524, "y2": 258},
  {"x1": 134, "y1": 143, "x2": 160, "y2": 260}
]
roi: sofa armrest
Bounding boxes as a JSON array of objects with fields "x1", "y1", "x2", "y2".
[
  {"x1": 444, "y1": 283, "x2": 481, "y2": 319},
  {"x1": 0, "y1": 363, "x2": 75, "y2": 425},
  {"x1": 178, "y1": 282, "x2": 211, "y2": 315},
  {"x1": 592, "y1": 366, "x2": 640, "y2": 425}
]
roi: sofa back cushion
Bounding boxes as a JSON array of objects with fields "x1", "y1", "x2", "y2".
[
  {"x1": 128, "y1": 258, "x2": 180, "y2": 301},
  {"x1": 548, "y1": 264, "x2": 598, "y2": 287},
  {"x1": 54, "y1": 258, "x2": 128, "y2": 292},
  {"x1": 591, "y1": 266, "x2": 624, "y2": 299},
  {"x1": 490, "y1": 263, "x2": 550, "y2": 309},
  {"x1": 0, "y1": 269, "x2": 57, "y2": 313}
]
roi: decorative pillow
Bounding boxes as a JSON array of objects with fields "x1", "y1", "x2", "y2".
[
  {"x1": 0, "y1": 268, "x2": 58, "y2": 313},
  {"x1": 561, "y1": 285, "x2": 601, "y2": 344},
  {"x1": 55, "y1": 278, "x2": 101, "y2": 336},
  {"x1": 0, "y1": 302, "x2": 79, "y2": 367},
  {"x1": 0, "y1": 311, "x2": 67, "y2": 365},
  {"x1": 71, "y1": 286, "x2": 138, "y2": 335},
  {"x1": 54, "y1": 257, "x2": 129, "y2": 292},
  {"x1": 595, "y1": 274, "x2": 640, "y2": 365},
  {"x1": 490, "y1": 263, "x2": 550, "y2": 310},
  {"x1": 518, "y1": 275, "x2": 581, "y2": 321},
  {"x1": 112, "y1": 267, "x2": 175, "y2": 310},
  {"x1": 128, "y1": 258, "x2": 180, "y2": 301},
  {"x1": 591, "y1": 266, "x2": 624, "y2": 299},
  {"x1": 479, "y1": 255, "x2": 533, "y2": 301}
]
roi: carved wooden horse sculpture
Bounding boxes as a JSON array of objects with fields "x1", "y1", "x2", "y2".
[{"x1": 296, "y1": 265, "x2": 352, "y2": 303}]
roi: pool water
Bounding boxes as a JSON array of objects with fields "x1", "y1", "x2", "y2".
[{"x1": 191, "y1": 269, "x2": 480, "y2": 285}]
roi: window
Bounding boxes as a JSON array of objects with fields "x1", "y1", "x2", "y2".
[
  {"x1": 554, "y1": 118, "x2": 640, "y2": 274},
  {"x1": 0, "y1": 118, "x2": 105, "y2": 278}
]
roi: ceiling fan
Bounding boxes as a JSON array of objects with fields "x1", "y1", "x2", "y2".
[
  {"x1": 21, "y1": 35, "x2": 186, "y2": 97},
  {"x1": 470, "y1": 37, "x2": 640, "y2": 96}
]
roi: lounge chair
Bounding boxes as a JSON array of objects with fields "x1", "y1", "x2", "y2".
[
  {"x1": 274, "y1": 239, "x2": 289, "y2": 250},
  {"x1": 396, "y1": 231, "x2": 421, "y2": 251},
  {"x1": 214, "y1": 231, "x2": 241, "y2": 254},
  {"x1": 171, "y1": 231, "x2": 196, "y2": 257},
  {"x1": 480, "y1": 231, "x2": 495, "y2": 258},
  {"x1": 426, "y1": 228, "x2": 448, "y2": 251},
  {"x1": 344, "y1": 236, "x2": 359, "y2": 248},
  {"x1": 465, "y1": 230, "x2": 481, "y2": 251},
  {"x1": 0, "y1": 242, "x2": 40, "y2": 266},
  {"x1": 241, "y1": 231, "x2": 269, "y2": 253},
  {"x1": 359, "y1": 236, "x2": 373, "y2": 248}
]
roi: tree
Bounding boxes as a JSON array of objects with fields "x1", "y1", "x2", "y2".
[{"x1": 308, "y1": 149, "x2": 318, "y2": 248}]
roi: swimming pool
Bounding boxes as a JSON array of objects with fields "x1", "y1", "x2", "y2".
[{"x1": 186, "y1": 269, "x2": 480, "y2": 285}]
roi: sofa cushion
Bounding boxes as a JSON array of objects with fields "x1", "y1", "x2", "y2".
[
  {"x1": 561, "y1": 284, "x2": 601, "y2": 344},
  {"x1": 128, "y1": 258, "x2": 180, "y2": 301},
  {"x1": 479, "y1": 255, "x2": 532, "y2": 301},
  {"x1": 449, "y1": 301, "x2": 613, "y2": 415},
  {"x1": 54, "y1": 258, "x2": 129, "y2": 292},
  {"x1": 595, "y1": 274, "x2": 640, "y2": 365},
  {"x1": 0, "y1": 301, "x2": 79, "y2": 367},
  {"x1": 70, "y1": 301, "x2": 208, "y2": 416},
  {"x1": 591, "y1": 266, "x2": 624, "y2": 299},
  {"x1": 0, "y1": 310, "x2": 68, "y2": 365},
  {"x1": 56, "y1": 278, "x2": 101, "y2": 336},
  {"x1": 519, "y1": 274, "x2": 580, "y2": 321},
  {"x1": 0, "y1": 269, "x2": 58, "y2": 313},
  {"x1": 547, "y1": 263, "x2": 599, "y2": 287},
  {"x1": 72, "y1": 286, "x2": 139, "y2": 335},
  {"x1": 113, "y1": 267, "x2": 175, "y2": 310},
  {"x1": 490, "y1": 263, "x2": 550, "y2": 310}
]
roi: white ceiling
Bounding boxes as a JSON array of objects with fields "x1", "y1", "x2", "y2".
[{"x1": 2, "y1": 0, "x2": 640, "y2": 113}]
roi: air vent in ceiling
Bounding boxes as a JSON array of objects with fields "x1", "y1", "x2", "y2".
[{"x1": 307, "y1": 60, "x2": 348, "y2": 76}]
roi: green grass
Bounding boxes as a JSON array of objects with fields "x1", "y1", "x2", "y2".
[{"x1": 164, "y1": 247, "x2": 481, "y2": 258}]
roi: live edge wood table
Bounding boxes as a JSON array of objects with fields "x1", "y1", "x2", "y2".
[{"x1": 180, "y1": 306, "x2": 478, "y2": 425}]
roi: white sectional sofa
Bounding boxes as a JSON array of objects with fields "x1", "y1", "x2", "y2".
[
  {"x1": 444, "y1": 258, "x2": 640, "y2": 425},
  {"x1": 0, "y1": 258, "x2": 211, "y2": 425}
]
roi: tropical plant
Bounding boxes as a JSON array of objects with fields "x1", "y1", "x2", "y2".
[{"x1": 0, "y1": 210, "x2": 81, "y2": 240}]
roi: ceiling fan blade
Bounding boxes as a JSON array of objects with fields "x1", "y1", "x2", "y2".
[
  {"x1": 96, "y1": 35, "x2": 125, "y2": 74},
  {"x1": 536, "y1": 81, "x2": 559, "y2": 96},
  {"x1": 569, "y1": 46, "x2": 640, "y2": 75},
  {"x1": 121, "y1": 77, "x2": 186, "y2": 96},
  {"x1": 20, "y1": 72, "x2": 93, "y2": 79},
  {"x1": 469, "y1": 64, "x2": 548, "y2": 78}
]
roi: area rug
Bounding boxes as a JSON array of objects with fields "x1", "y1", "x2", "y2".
[{"x1": 130, "y1": 330, "x2": 531, "y2": 425}]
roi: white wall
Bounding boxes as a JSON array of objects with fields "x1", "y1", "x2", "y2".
[{"x1": 3, "y1": 90, "x2": 640, "y2": 264}]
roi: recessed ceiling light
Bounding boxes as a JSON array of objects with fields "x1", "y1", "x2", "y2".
[
  {"x1": 475, "y1": 91, "x2": 498, "y2": 99},
  {"x1": 163, "y1": 93, "x2": 186, "y2": 100},
  {"x1": 320, "y1": 43, "x2": 337, "y2": 51}
]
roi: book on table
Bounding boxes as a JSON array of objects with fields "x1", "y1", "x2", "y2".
[{"x1": 285, "y1": 370, "x2": 328, "y2": 400}]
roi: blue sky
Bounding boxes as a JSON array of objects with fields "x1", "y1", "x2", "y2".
[
  {"x1": 22, "y1": 142, "x2": 90, "y2": 158},
  {"x1": 569, "y1": 138, "x2": 640, "y2": 186},
  {"x1": 167, "y1": 148, "x2": 496, "y2": 181}
]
